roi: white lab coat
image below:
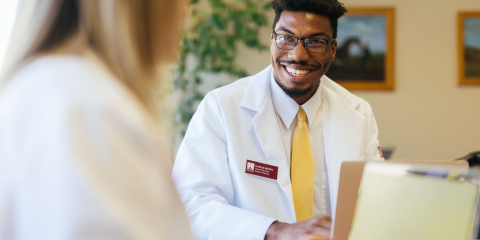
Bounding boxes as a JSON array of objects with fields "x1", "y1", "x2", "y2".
[
  {"x1": 172, "y1": 65, "x2": 383, "y2": 240},
  {"x1": 0, "y1": 52, "x2": 194, "y2": 240}
]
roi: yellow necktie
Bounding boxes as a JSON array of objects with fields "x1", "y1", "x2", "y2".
[{"x1": 291, "y1": 107, "x2": 314, "y2": 222}]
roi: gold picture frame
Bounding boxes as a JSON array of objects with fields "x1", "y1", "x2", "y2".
[
  {"x1": 458, "y1": 11, "x2": 480, "y2": 85},
  {"x1": 328, "y1": 7, "x2": 395, "y2": 90}
]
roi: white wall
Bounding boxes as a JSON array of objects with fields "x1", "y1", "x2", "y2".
[
  {"x1": 218, "y1": 0, "x2": 480, "y2": 160},
  {"x1": 339, "y1": 0, "x2": 480, "y2": 160}
]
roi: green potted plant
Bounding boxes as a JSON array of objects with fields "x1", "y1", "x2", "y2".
[{"x1": 174, "y1": 0, "x2": 271, "y2": 135}]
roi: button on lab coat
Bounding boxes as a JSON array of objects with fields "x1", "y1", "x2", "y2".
[{"x1": 173, "y1": 65, "x2": 383, "y2": 240}]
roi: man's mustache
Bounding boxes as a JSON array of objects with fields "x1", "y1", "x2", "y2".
[{"x1": 276, "y1": 59, "x2": 320, "y2": 69}]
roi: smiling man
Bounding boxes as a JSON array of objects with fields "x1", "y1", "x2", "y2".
[{"x1": 172, "y1": 0, "x2": 384, "y2": 239}]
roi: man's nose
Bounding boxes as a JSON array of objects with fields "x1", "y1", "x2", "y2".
[{"x1": 287, "y1": 41, "x2": 309, "y2": 62}]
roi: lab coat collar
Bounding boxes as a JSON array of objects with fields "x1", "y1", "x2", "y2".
[
  {"x1": 240, "y1": 65, "x2": 272, "y2": 112},
  {"x1": 321, "y1": 74, "x2": 365, "y2": 220},
  {"x1": 321, "y1": 74, "x2": 362, "y2": 109},
  {"x1": 241, "y1": 65, "x2": 295, "y2": 216}
]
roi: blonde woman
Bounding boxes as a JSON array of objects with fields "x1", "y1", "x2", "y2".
[{"x1": 0, "y1": 0, "x2": 194, "y2": 239}]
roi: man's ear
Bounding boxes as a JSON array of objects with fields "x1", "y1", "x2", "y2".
[
  {"x1": 270, "y1": 33, "x2": 274, "y2": 46},
  {"x1": 330, "y1": 40, "x2": 337, "y2": 61}
]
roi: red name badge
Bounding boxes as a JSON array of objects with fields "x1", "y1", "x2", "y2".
[{"x1": 245, "y1": 160, "x2": 278, "y2": 180}]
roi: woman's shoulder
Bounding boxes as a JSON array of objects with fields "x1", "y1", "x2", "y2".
[
  {"x1": 6, "y1": 54, "x2": 127, "y2": 101},
  {"x1": 6, "y1": 53, "x2": 146, "y2": 109},
  {"x1": 0, "y1": 53, "x2": 153, "y2": 131}
]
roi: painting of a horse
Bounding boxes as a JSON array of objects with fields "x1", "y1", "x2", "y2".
[
  {"x1": 328, "y1": 15, "x2": 386, "y2": 81},
  {"x1": 325, "y1": 8, "x2": 395, "y2": 90}
]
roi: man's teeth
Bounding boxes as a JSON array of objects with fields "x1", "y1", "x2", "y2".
[{"x1": 286, "y1": 67, "x2": 312, "y2": 77}]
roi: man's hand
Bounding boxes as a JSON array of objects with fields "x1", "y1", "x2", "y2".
[{"x1": 265, "y1": 215, "x2": 332, "y2": 240}]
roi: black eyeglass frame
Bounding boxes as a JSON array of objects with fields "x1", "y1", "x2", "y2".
[{"x1": 272, "y1": 32, "x2": 336, "y2": 53}]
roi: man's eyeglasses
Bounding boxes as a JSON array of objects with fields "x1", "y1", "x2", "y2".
[{"x1": 273, "y1": 33, "x2": 335, "y2": 53}]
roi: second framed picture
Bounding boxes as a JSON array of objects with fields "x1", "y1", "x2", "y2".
[
  {"x1": 458, "y1": 11, "x2": 480, "y2": 85},
  {"x1": 328, "y1": 7, "x2": 395, "y2": 90}
]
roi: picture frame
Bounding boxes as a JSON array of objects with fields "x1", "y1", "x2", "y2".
[
  {"x1": 327, "y1": 7, "x2": 395, "y2": 90},
  {"x1": 457, "y1": 11, "x2": 480, "y2": 85}
]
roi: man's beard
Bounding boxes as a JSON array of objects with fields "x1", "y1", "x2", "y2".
[
  {"x1": 277, "y1": 81, "x2": 314, "y2": 98},
  {"x1": 275, "y1": 59, "x2": 320, "y2": 98}
]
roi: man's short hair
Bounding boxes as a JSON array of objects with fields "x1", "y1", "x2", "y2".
[{"x1": 271, "y1": 0, "x2": 347, "y2": 39}]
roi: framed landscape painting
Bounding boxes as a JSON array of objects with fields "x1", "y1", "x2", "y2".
[
  {"x1": 327, "y1": 7, "x2": 395, "y2": 90},
  {"x1": 458, "y1": 12, "x2": 480, "y2": 85}
]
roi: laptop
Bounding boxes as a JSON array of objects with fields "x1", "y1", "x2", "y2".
[
  {"x1": 348, "y1": 162, "x2": 479, "y2": 240},
  {"x1": 332, "y1": 160, "x2": 470, "y2": 240}
]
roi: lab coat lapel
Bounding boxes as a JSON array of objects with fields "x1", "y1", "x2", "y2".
[
  {"x1": 241, "y1": 65, "x2": 295, "y2": 213},
  {"x1": 321, "y1": 77, "x2": 365, "y2": 219}
]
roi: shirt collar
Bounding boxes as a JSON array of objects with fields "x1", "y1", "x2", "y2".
[{"x1": 270, "y1": 71, "x2": 322, "y2": 130}]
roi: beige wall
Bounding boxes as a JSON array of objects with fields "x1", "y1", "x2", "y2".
[{"x1": 232, "y1": 0, "x2": 480, "y2": 160}]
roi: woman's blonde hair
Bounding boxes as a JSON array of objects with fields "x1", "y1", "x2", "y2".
[{"x1": 1, "y1": 0, "x2": 182, "y2": 116}]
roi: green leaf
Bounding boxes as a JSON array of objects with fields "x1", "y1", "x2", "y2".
[
  {"x1": 263, "y1": 2, "x2": 271, "y2": 11},
  {"x1": 173, "y1": 0, "x2": 269, "y2": 136}
]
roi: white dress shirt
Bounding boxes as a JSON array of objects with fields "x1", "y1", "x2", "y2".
[{"x1": 270, "y1": 72, "x2": 331, "y2": 218}]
